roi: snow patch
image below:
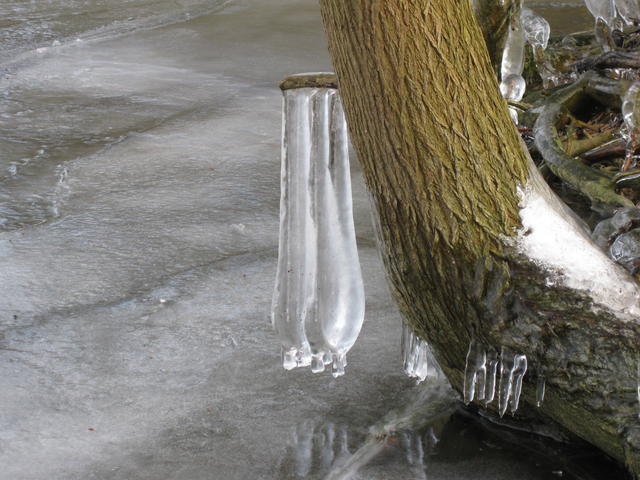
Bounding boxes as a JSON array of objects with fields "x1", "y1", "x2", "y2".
[{"x1": 514, "y1": 166, "x2": 640, "y2": 320}]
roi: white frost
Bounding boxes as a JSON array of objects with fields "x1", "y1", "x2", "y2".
[{"x1": 515, "y1": 165, "x2": 640, "y2": 319}]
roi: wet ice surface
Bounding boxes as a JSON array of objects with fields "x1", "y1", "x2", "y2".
[{"x1": 0, "y1": 0, "x2": 604, "y2": 479}]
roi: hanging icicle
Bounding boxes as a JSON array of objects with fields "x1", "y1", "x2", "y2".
[
  {"x1": 401, "y1": 322, "x2": 433, "y2": 383},
  {"x1": 272, "y1": 73, "x2": 365, "y2": 378},
  {"x1": 500, "y1": 0, "x2": 527, "y2": 124},
  {"x1": 463, "y1": 340, "x2": 529, "y2": 416}
]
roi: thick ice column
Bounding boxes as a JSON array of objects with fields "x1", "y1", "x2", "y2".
[
  {"x1": 272, "y1": 74, "x2": 365, "y2": 377},
  {"x1": 272, "y1": 88, "x2": 316, "y2": 370},
  {"x1": 313, "y1": 90, "x2": 366, "y2": 376}
]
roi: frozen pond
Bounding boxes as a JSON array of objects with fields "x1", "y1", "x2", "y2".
[{"x1": 0, "y1": 1, "x2": 622, "y2": 479}]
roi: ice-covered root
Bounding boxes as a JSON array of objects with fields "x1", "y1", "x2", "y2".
[
  {"x1": 272, "y1": 74, "x2": 365, "y2": 377},
  {"x1": 463, "y1": 340, "x2": 529, "y2": 416},
  {"x1": 401, "y1": 322, "x2": 437, "y2": 383}
]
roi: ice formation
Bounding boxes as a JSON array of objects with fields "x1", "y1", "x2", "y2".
[
  {"x1": 498, "y1": 349, "x2": 528, "y2": 416},
  {"x1": 500, "y1": 3, "x2": 527, "y2": 124},
  {"x1": 584, "y1": 0, "x2": 616, "y2": 50},
  {"x1": 622, "y1": 82, "x2": 640, "y2": 170},
  {"x1": 521, "y1": 7, "x2": 555, "y2": 87},
  {"x1": 521, "y1": 8, "x2": 550, "y2": 52},
  {"x1": 272, "y1": 85, "x2": 365, "y2": 377},
  {"x1": 616, "y1": 0, "x2": 640, "y2": 25},
  {"x1": 401, "y1": 323, "x2": 432, "y2": 383},
  {"x1": 516, "y1": 163, "x2": 640, "y2": 319},
  {"x1": 463, "y1": 341, "x2": 527, "y2": 416}
]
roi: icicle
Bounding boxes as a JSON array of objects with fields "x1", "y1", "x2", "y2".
[
  {"x1": 484, "y1": 349, "x2": 499, "y2": 405},
  {"x1": 498, "y1": 349, "x2": 515, "y2": 417},
  {"x1": 464, "y1": 342, "x2": 528, "y2": 414},
  {"x1": 401, "y1": 322, "x2": 432, "y2": 383},
  {"x1": 463, "y1": 340, "x2": 487, "y2": 404},
  {"x1": 272, "y1": 88, "x2": 316, "y2": 371},
  {"x1": 536, "y1": 375, "x2": 546, "y2": 407},
  {"x1": 497, "y1": 348, "x2": 528, "y2": 417},
  {"x1": 500, "y1": 2, "x2": 527, "y2": 125},
  {"x1": 584, "y1": 0, "x2": 617, "y2": 51},
  {"x1": 272, "y1": 80, "x2": 365, "y2": 377},
  {"x1": 510, "y1": 354, "x2": 528, "y2": 413},
  {"x1": 616, "y1": 0, "x2": 640, "y2": 25},
  {"x1": 622, "y1": 82, "x2": 640, "y2": 171}
]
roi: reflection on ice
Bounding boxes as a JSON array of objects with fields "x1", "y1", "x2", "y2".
[{"x1": 279, "y1": 419, "x2": 438, "y2": 480}]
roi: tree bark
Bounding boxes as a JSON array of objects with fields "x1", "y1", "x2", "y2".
[{"x1": 318, "y1": 0, "x2": 640, "y2": 476}]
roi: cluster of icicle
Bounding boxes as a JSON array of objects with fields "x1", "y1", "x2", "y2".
[
  {"x1": 401, "y1": 322, "x2": 435, "y2": 383},
  {"x1": 584, "y1": 0, "x2": 640, "y2": 51},
  {"x1": 500, "y1": 3, "x2": 551, "y2": 123},
  {"x1": 463, "y1": 340, "x2": 545, "y2": 416},
  {"x1": 271, "y1": 78, "x2": 365, "y2": 378}
]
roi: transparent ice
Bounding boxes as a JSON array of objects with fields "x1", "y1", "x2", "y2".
[
  {"x1": 501, "y1": 6, "x2": 526, "y2": 83},
  {"x1": 584, "y1": 0, "x2": 616, "y2": 50},
  {"x1": 498, "y1": 349, "x2": 528, "y2": 417},
  {"x1": 592, "y1": 207, "x2": 640, "y2": 249},
  {"x1": 463, "y1": 340, "x2": 487, "y2": 404},
  {"x1": 521, "y1": 7, "x2": 551, "y2": 51},
  {"x1": 500, "y1": 3, "x2": 527, "y2": 125},
  {"x1": 401, "y1": 322, "x2": 433, "y2": 383},
  {"x1": 616, "y1": 0, "x2": 640, "y2": 25},
  {"x1": 609, "y1": 228, "x2": 640, "y2": 272},
  {"x1": 500, "y1": 74, "x2": 526, "y2": 102},
  {"x1": 463, "y1": 341, "x2": 528, "y2": 416},
  {"x1": 272, "y1": 86, "x2": 365, "y2": 377}
]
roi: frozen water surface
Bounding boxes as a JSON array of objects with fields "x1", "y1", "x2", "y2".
[{"x1": 0, "y1": 0, "x2": 613, "y2": 479}]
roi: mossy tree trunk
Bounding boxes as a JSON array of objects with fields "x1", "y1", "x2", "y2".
[{"x1": 318, "y1": 0, "x2": 640, "y2": 476}]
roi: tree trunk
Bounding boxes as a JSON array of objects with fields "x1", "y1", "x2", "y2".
[{"x1": 318, "y1": 0, "x2": 640, "y2": 476}]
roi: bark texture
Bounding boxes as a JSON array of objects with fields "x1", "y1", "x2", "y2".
[{"x1": 318, "y1": 0, "x2": 640, "y2": 476}]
